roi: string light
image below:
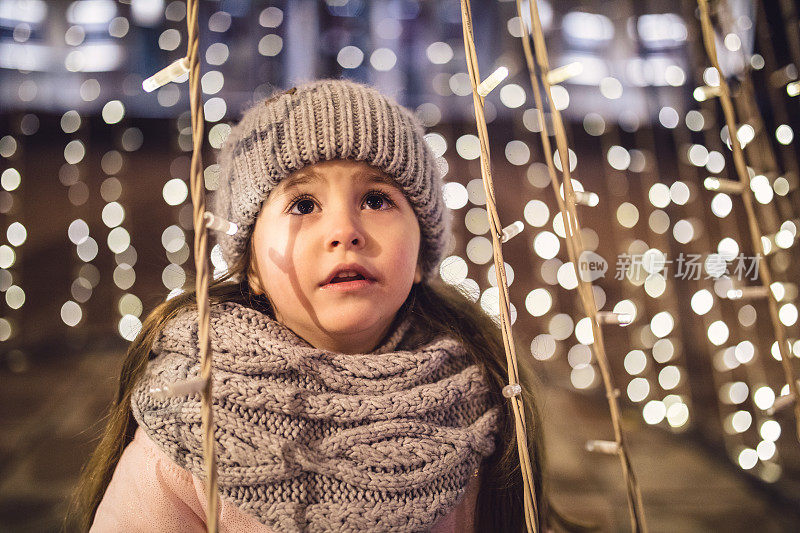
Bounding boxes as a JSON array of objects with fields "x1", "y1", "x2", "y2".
[
  {"x1": 142, "y1": 57, "x2": 191, "y2": 92},
  {"x1": 203, "y1": 211, "x2": 238, "y2": 235},
  {"x1": 698, "y1": 0, "x2": 800, "y2": 451},
  {"x1": 512, "y1": 0, "x2": 647, "y2": 527},
  {"x1": 461, "y1": 3, "x2": 538, "y2": 528},
  {"x1": 703, "y1": 176, "x2": 744, "y2": 193},
  {"x1": 597, "y1": 311, "x2": 633, "y2": 326},
  {"x1": 767, "y1": 391, "x2": 797, "y2": 416},
  {"x1": 476, "y1": 66, "x2": 509, "y2": 97},
  {"x1": 573, "y1": 190, "x2": 599, "y2": 207},
  {"x1": 545, "y1": 61, "x2": 584, "y2": 85},
  {"x1": 693, "y1": 84, "x2": 721, "y2": 101},
  {"x1": 500, "y1": 220, "x2": 524, "y2": 243},
  {"x1": 502, "y1": 383, "x2": 522, "y2": 398},
  {"x1": 585, "y1": 439, "x2": 620, "y2": 454},
  {"x1": 726, "y1": 286, "x2": 769, "y2": 300},
  {"x1": 3, "y1": 0, "x2": 798, "y2": 512}
]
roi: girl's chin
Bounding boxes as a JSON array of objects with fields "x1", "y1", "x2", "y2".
[
  {"x1": 321, "y1": 311, "x2": 378, "y2": 330},
  {"x1": 319, "y1": 307, "x2": 397, "y2": 331}
]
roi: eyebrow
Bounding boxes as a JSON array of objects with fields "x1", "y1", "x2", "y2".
[{"x1": 273, "y1": 168, "x2": 398, "y2": 198}]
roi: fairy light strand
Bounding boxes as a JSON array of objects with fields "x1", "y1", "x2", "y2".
[
  {"x1": 677, "y1": 0, "x2": 772, "y2": 477},
  {"x1": 514, "y1": 0, "x2": 649, "y2": 530},
  {"x1": 697, "y1": 0, "x2": 800, "y2": 444},
  {"x1": 459, "y1": 1, "x2": 540, "y2": 531},
  {"x1": 186, "y1": 0, "x2": 220, "y2": 529},
  {"x1": 708, "y1": 1, "x2": 800, "y2": 469}
]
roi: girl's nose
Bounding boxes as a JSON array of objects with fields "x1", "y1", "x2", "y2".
[
  {"x1": 330, "y1": 234, "x2": 360, "y2": 248},
  {"x1": 326, "y1": 208, "x2": 366, "y2": 250}
]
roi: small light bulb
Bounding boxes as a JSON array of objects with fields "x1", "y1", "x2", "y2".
[
  {"x1": 143, "y1": 57, "x2": 191, "y2": 93},
  {"x1": 477, "y1": 66, "x2": 509, "y2": 97}
]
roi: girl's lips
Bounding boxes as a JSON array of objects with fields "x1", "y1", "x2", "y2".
[{"x1": 319, "y1": 278, "x2": 376, "y2": 292}]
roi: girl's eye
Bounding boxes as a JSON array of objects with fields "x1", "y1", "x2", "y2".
[
  {"x1": 287, "y1": 189, "x2": 395, "y2": 215},
  {"x1": 364, "y1": 191, "x2": 393, "y2": 210},
  {"x1": 291, "y1": 197, "x2": 315, "y2": 215}
]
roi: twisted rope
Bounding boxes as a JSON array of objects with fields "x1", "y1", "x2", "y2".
[{"x1": 185, "y1": 0, "x2": 220, "y2": 529}]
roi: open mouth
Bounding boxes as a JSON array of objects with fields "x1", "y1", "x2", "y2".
[
  {"x1": 328, "y1": 274, "x2": 366, "y2": 284},
  {"x1": 321, "y1": 275, "x2": 375, "y2": 291}
]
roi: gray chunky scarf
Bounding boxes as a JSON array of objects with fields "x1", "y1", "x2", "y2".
[{"x1": 131, "y1": 301, "x2": 501, "y2": 532}]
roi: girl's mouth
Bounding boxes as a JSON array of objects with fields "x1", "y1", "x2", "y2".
[{"x1": 320, "y1": 278, "x2": 376, "y2": 291}]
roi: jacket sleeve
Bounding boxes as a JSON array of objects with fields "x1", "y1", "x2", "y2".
[{"x1": 90, "y1": 426, "x2": 207, "y2": 533}]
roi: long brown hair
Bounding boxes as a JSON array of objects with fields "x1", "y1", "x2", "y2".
[{"x1": 68, "y1": 229, "x2": 587, "y2": 532}]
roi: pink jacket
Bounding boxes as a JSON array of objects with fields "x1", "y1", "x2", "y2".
[{"x1": 91, "y1": 425, "x2": 480, "y2": 532}]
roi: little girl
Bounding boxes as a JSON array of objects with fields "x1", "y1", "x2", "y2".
[{"x1": 72, "y1": 78, "x2": 562, "y2": 532}]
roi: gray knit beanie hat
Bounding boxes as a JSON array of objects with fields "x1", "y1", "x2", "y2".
[{"x1": 212, "y1": 77, "x2": 452, "y2": 284}]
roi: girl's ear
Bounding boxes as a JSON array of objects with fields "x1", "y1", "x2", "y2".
[{"x1": 413, "y1": 263, "x2": 422, "y2": 284}]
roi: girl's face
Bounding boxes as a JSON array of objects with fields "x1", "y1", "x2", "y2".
[{"x1": 248, "y1": 158, "x2": 422, "y2": 354}]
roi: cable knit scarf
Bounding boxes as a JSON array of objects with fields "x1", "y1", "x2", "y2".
[{"x1": 131, "y1": 301, "x2": 501, "y2": 532}]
